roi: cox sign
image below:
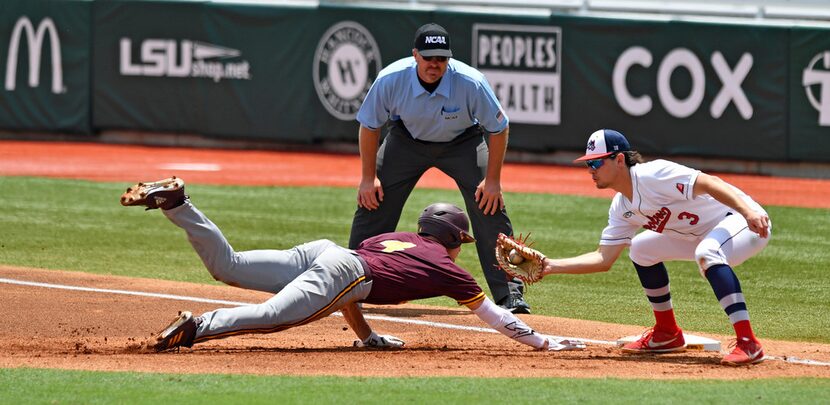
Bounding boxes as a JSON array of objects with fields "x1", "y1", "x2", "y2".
[{"x1": 613, "y1": 46, "x2": 753, "y2": 120}]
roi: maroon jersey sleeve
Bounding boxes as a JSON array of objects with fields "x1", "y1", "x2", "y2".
[{"x1": 356, "y1": 232, "x2": 485, "y2": 306}]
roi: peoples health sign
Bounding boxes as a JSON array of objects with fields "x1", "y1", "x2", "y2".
[{"x1": 472, "y1": 24, "x2": 562, "y2": 125}]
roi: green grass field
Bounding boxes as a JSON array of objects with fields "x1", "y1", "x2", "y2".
[
  {"x1": 1, "y1": 176, "x2": 828, "y2": 402},
  {"x1": 2, "y1": 368, "x2": 830, "y2": 404}
]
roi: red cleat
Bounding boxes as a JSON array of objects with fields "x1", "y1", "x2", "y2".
[
  {"x1": 722, "y1": 337, "x2": 765, "y2": 366},
  {"x1": 621, "y1": 327, "x2": 686, "y2": 353}
]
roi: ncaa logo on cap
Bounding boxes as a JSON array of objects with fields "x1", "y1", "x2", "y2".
[
  {"x1": 574, "y1": 129, "x2": 630, "y2": 162},
  {"x1": 414, "y1": 23, "x2": 453, "y2": 58}
]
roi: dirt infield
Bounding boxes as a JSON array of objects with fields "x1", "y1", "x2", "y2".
[
  {"x1": 2, "y1": 140, "x2": 830, "y2": 378},
  {"x1": 3, "y1": 266, "x2": 830, "y2": 379}
]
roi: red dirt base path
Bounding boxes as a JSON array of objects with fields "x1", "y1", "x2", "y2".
[
  {"x1": 3, "y1": 266, "x2": 830, "y2": 379},
  {"x1": 1, "y1": 140, "x2": 829, "y2": 378}
]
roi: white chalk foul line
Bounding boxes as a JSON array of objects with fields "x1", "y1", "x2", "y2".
[
  {"x1": 2, "y1": 277, "x2": 829, "y2": 366},
  {"x1": 0, "y1": 278, "x2": 251, "y2": 306},
  {"x1": 766, "y1": 355, "x2": 830, "y2": 367}
]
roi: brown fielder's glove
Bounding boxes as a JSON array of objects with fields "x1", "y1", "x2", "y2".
[{"x1": 495, "y1": 233, "x2": 547, "y2": 285}]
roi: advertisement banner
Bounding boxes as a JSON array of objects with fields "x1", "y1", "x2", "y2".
[
  {"x1": 471, "y1": 23, "x2": 562, "y2": 126},
  {"x1": 93, "y1": 2, "x2": 432, "y2": 143},
  {"x1": 790, "y1": 28, "x2": 830, "y2": 162},
  {"x1": 93, "y1": 1, "x2": 313, "y2": 140},
  {"x1": 430, "y1": 14, "x2": 790, "y2": 160},
  {"x1": 306, "y1": 6, "x2": 430, "y2": 141},
  {"x1": 0, "y1": 0, "x2": 91, "y2": 133},
  {"x1": 7, "y1": 0, "x2": 812, "y2": 163},
  {"x1": 550, "y1": 18, "x2": 789, "y2": 160}
]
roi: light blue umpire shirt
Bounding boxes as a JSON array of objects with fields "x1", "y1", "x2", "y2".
[{"x1": 356, "y1": 57, "x2": 508, "y2": 142}]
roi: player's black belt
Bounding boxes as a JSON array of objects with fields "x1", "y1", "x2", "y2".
[
  {"x1": 353, "y1": 253, "x2": 373, "y2": 281},
  {"x1": 389, "y1": 120, "x2": 483, "y2": 145}
]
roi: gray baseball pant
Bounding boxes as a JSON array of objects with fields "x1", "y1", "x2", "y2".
[{"x1": 163, "y1": 202, "x2": 373, "y2": 344}]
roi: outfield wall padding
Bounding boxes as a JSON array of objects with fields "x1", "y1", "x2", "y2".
[{"x1": 1, "y1": 1, "x2": 829, "y2": 162}]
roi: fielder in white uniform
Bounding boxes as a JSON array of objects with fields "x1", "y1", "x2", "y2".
[{"x1": 534, "y1": 129, "x2": 771, "y2": 366}]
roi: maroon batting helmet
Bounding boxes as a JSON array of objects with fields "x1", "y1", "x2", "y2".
[{"x1": 417, "y1": 203, "x2": 476, "y2": 248}]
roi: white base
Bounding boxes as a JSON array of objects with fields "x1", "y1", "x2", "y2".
[{"x1": 617, "y1": 333, "x2": 721, "y2": 351}]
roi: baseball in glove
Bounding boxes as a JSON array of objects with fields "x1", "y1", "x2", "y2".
[{"x1": 495, "y1": 233, "x2": 547, "y2": 284}]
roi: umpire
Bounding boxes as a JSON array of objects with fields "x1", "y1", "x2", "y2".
[{"x1": 347, "y1": 23, "x2": 529, "y2": 313}]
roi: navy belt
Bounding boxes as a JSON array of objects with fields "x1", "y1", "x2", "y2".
[{"x1": 353, "y1": 253, "x2": 372, "y2": 282}]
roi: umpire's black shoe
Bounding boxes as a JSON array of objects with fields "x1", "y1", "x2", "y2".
[
  {"x1": 497, "y1": 293, "x2": 531, "y2": 314},
  {"x1": 154, "y1": 311, "x2": 198, "y2": 352},
  {"x1": 120, "y1": 177, "x2": 188, "y2": 210}
]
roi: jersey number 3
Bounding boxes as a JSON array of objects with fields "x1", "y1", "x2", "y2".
[
  {"x1": 645, "y1": 208, "x2": 700, "y2": 233},
  {"x1": 678, "y1": 211, "x2": 699, "y2": 225}
]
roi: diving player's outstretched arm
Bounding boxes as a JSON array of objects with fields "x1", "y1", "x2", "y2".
[{"x1": 466, "y1": 297, "x2": 585, "y2": 351}]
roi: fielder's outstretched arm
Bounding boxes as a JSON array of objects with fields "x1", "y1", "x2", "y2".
[
  {"x1": 542, "y1": 244, "x2": 626, "y2": 276},
  {"x1": 466, "y1": 297, "x2": 584, "y2": 351}
]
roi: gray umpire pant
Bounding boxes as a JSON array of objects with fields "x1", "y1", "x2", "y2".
[
  {"x1": 348, "y1": 121, "x2": 523, "y2": 302},
  {"x1": 164, "y1": 202, "x2": 373, "y2": 344}
]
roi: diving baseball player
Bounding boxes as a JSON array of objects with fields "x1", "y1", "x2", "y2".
[
  {"x1": 120, "y1": 178, "x2": 585, "y2": 352},
  {"x1": 504, "y1": 129, "x2": 771, "y2": 366}
]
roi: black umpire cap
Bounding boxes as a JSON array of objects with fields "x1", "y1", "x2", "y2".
[{"x1": 413, "y1": 23, "x2": 452, "y2": 58}]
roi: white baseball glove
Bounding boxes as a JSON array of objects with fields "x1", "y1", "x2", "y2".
[
  {"x1": 353, "y1": 331, "x2": 405, "y2": 348},
  {"x1": 542, "y1": 335, "x2": 586, "y2": 351}
]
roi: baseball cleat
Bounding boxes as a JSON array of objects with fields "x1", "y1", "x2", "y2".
[
  {"x1": 120, "y1": 177, "x2": 187, "y2": 210},
  {"x1": 497, "y1": 293, "x2": 531, "y2": 314},
  {"x1": 721, "y1": 337, "x2": 765, "y2": 366},
  {"x1": 154, "y1": 311, "x2": 198, "y2": 352},
  {"x1": 621, "y1": 327, "x2": 686, "y2": 353}
]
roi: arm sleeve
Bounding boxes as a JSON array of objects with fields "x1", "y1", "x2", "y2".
[{"x1": 471, "y1": 297, "x2": 547, "y2": 349}]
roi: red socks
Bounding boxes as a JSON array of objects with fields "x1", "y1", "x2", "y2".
[
  {"x1": 654, "y1": 309, "x2": 680, "y2": 333},
  {"x1": 733, "y1": 320, "x2": 759, "y2": 342}
]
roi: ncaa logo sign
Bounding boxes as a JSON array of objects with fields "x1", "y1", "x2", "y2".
[
  {"x1": 313, "y1": 21, "x2": 381, "y2": 121},
  {"x1": 803, "y1": 51, "x2": 830, "y2": 126}
]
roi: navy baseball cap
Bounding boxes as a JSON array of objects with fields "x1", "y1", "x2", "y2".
[
  {"x1": 574, "y1": 129, "x2": 631, "y2": 162},
  {"x1": 413, "y1": 23, "x2": 452, "y2": 58}
]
